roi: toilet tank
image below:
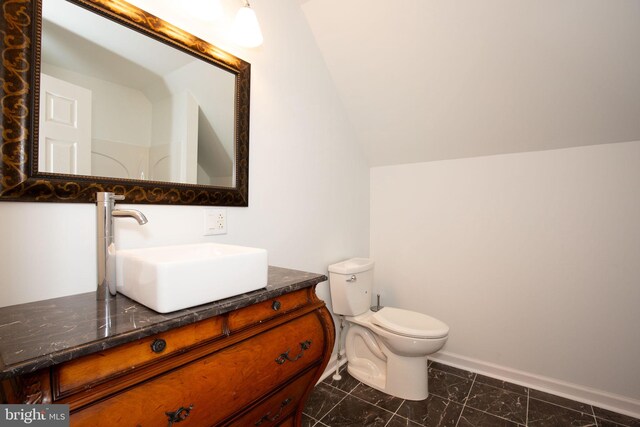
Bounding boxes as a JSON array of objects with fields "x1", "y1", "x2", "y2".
[{"x1": 328, "y1": 258, "x2": 375, "y2": 316}]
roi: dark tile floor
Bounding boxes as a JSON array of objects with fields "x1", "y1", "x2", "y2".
[{"x1": 302, "y1": 360, "x2": 640, "y2": 427}]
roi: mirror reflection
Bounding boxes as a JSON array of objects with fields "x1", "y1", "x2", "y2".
[{"x1": 40, "y1": 0, "x2": 236, "y2": 187}]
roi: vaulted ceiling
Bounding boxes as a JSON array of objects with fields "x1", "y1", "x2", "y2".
[{"x1": 300, "y1": 0, "x2": 640, "y2": 166}]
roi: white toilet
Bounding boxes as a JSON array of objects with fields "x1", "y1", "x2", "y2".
[{"x1": 328, "y1": 258, "x2": 449, "y2": 401}]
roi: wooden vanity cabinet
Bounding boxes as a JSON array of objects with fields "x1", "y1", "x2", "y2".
[{"x1": 3, "y1": 286, "x2": 335, "y2": 427}]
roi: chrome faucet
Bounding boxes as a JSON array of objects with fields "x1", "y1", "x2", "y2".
[{"x1": 96, "y1": 192, "x2": 147, "y2": 300}]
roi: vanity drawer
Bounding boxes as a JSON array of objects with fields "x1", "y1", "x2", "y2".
[
  {"x1": 278, "y1": 418, "x2": 295, "y2": 427},
  {"x1": 54, "y1": 316, "x2": 224, "y2": 397},
  {"x1": 222, "y1": 368, "x2": 317, "y2": 426},
  {"x1": 228, "y1": 288, "x2": 310, "y2": 332},
  {"x1": 70, "y1": 312, "x2": 324, "y2": 426}
]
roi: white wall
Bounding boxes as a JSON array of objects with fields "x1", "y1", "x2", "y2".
[
  {"x1": 371, "y1": 141, "x2": 640, "y2": 409},
  {"x1": 163, "y1": 60, "x2": 236, "y2": 160},
  {"x1": 0, "y1": 0, "x2": 369, "y2": 314}
]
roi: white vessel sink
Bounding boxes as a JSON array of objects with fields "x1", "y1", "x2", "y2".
[{"x1": 116, "y1": 243, "x2": 268, "y2": 313}]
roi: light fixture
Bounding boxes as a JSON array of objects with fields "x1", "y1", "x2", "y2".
[{"x1": 232, "y1": 0, "x2": 263, "y2": 48}]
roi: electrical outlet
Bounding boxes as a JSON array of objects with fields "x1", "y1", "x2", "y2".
[{"x1": 204, "y1": 208, "x2": 227, "y2": 235}]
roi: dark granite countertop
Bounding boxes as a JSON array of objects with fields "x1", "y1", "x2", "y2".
[{"x1": 0, "y1": 266, "x2": 327, "y2": 380}]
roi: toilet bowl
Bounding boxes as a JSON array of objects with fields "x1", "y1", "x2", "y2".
[{"x1": 328, "y1": 258, "x2": 449, "y2": 401}]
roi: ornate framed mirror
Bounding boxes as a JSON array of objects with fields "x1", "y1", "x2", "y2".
[{"x1": 0, "y1": 0, "x2": 250, "y2": 205}]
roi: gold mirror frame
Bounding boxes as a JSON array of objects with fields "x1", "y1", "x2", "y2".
[{"x1": 0, "y1": 0, "x2": 250, "y2": 205}]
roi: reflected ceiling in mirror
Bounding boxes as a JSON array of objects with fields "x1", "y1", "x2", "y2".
[
  {"x1": 41, "y1": 0, "x2": 236, "y2": 187},
  {"x1": 0, "y1": 0, "x2": 250, "y2": 205}
]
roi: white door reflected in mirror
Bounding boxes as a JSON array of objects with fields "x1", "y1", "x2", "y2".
[{"x1": 38, "y1": 73, "x2": 92, "y2": 175}]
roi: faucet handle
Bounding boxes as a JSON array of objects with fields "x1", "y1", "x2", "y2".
[{"x1": 96, "y1": 192, "x2": 125, "y2": 203}]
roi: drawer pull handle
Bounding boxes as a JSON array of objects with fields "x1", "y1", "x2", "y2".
[
  {"x1": 151, "y1": 338, "x2": 167, "y2": 353},
  {"x1": 275, "y1": 340, "x2": 312, "y2": 365},
  {"x1": 272, "y1": 300, "x2": 281, "y2": 311},
  {"x1": 255, "y1": 398, "x2": 292, "y2": 425},
  {"x1": 165, "y1": 404, "x2": 193, "y2": 426}
]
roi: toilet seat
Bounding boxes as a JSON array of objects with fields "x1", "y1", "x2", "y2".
[{"x1": 371, "y1": 307, "x2": 449, "y2": 339}]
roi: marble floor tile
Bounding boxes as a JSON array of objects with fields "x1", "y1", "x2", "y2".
[
  {"x1": 396, "y1": 393, "x2": 463, "y2": 426},
  {"x1": 319, "y1": 394, "x2": 393, "y2": 427},
  {"x1": 386, "y1": 415, "x2": 424, "y2": 427},
  {"x1": 303, "y1": 382, "x2": 348, "y2": 420},
  {"x1": 302, "y1": 413, "x2": 318, "y2": 427},
  {"x1": 474, "y1": 373, "x2": 528, "y2": 396},
  {"x1": 430, "y1": 361, "x2": 476, "y2": 380},
  {"x1": 458, "y1": 406, "x2": 524, "y2": 427},
  {"x1": 592, "y1": 407, "x2": 640, "y2": 427},
  {"x1": 528, "y1": 398, "x2": 597, "y2": 427},
  {"x1": 322, "y1": 369, "x2": 362, "y2": 394},
  {"x1": 303, "y1": 361, "x2": 637, "y2": 427},
  {"x1": 530, "y1": 389, "x2": 593, "y2": 414},
  {"x1": 350, "y1": 382, "x2": 404, "y2": 413},
  {"x1": 427, "y1": 367, "x2": 475, "y2": 403},
  {"x1": 465, "y1": 381, "x2": 528, "y2": 424},
  {"x1": 597, "y1": 420, "x2": 630, "y2": 427}
]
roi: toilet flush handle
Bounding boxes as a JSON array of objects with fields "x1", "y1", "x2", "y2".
[{"x1": 346, "y1": 275, "x2": 357, "y2": 283}]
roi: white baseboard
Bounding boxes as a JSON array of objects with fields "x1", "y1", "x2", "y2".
[{"x1": 430, "y1": 351, "x2": 640, "y2": 419}]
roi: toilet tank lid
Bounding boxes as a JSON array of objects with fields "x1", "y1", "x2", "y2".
[
  {"x1": 371, "y1": 307, "x2": 449, "y2": 339},
  {"x1": 328, "y1": 258, "x2": 374, "y2": 274}
]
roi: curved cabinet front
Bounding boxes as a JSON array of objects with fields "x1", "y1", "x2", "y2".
[
  {"x1": 1, "y1": 285, "x2": 335, "y2": 427},
  {"x1": 71, "y1": 311, "x2": 327, "y2": 426}
]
